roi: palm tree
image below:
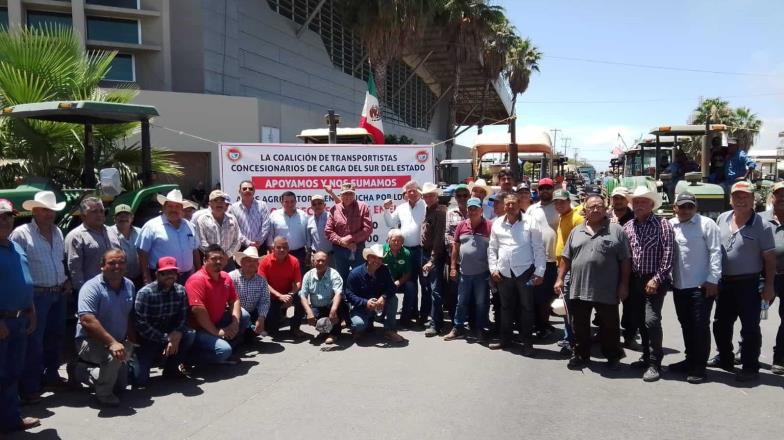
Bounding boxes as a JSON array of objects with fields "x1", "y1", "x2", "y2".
[
  {"x1": 504, "y1": 37, "x2": 541, "y2": 177},
  {"x1": 732, "y1": 106, "x2": 762, "y2": 150},
  {"x1": 691, "y1": 97, "x2": 733, "y2": 125},
  {"x1": 477, "y1": 15, "x2": 516, "y2": 132},
  {"x1": 0, "y1": 25, "x2": 180, "y2": 189}
]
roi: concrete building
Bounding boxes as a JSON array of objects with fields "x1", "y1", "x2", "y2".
[{"x1": 0, "y1": 0, "x2": 511, "y2": 191}]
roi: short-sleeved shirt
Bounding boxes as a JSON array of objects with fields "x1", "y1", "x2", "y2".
[
  {"x1": 716, "y1": 211, "x2": 776, "y2": 276},
  {"x1": 382, "y1": 243, "x2": 412, "y2": 281},
  {"x1": 258, "y1": 254, "x2": 302, "y2": 295},
  {"x1": 136, "y1": 215, "x2": 199, "y2": 271},
  {"x1": 453, "y1": 218, "x2": 493, "y2": 275},
  {"x1": 555, "y1": 208, "x2": 585, "y2": 264},
  {"x1": 185, "y1": 267, "x2": 237, "y2": 328},
  {"x1": 110, "y1": 225, "x2": 141, "y2": 280},
  {"x1": 0, "y1": 240, "x2": 34, "y2": 311},
  {"x1": 300, "y1": 267, "x2": 343, "y2": 308},
  {"x1": 65, "y1": 224, "x2": 121, "y2": 289},
  {"x1": 759, "y1": 210, "x2": 784, "y2": 273},
  {"x1": 562, "y1": 219, "x2": 631, "y2": 305},
  {"x1": 75, "y1": 274, "x2": 134, "y2": 341}
]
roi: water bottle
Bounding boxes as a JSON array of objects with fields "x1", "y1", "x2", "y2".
[{"x1": 761, "y1": 300, "x2": 769, "y2": 320}]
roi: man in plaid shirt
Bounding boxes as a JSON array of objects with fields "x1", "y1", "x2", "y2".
[{"x1": 623, "y1": 186, "x2": 674, "y2": 382}]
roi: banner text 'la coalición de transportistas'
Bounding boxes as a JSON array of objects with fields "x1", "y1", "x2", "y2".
[{"x1": 219, "y1": 143, "x2": 435, "y2": 244}]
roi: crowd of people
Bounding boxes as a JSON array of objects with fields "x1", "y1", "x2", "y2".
[{"x1": 2, "y1": 172, "x2": 784, "y2": 434}]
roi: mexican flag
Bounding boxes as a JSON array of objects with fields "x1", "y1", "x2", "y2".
[{"x1": 359, "y1": 71, "x2": 385, "y2": 144}]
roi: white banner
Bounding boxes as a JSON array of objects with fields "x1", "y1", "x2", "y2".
[{"x1": 219, "y1": 143, "x2": 435, "y2": 243}]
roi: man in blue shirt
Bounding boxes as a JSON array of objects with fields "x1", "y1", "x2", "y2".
[
  {"x1": 345, "y1": 244, "x2": 405, "y2": 343},
  {"x1": 723, "y1": 138, "x2": 756, "y2": 191},
  {"x1": 0, "y1": 199, "x2": 40, "y2": 433}
]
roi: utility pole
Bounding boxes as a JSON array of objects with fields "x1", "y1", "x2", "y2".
[
  {"x1": 547, "y1": 128, "x2": 561, "y2": 178},
  {"x1": 562, "y1": 137, "x2": 571, "y2": 156}
]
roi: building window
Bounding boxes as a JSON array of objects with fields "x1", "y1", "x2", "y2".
[
  {"x1": 87, "y1": 0, "x2": 140, "y2": 9},
  {"x1": 261, "y1": 126, "x2": 280, "y2": 143},
  {"x1": 0, "y1": 8, "x2": 8, "y2": 29},
  {"x1": 104, "y1": 53, "x2": 135, "y2": 82},
  {"x1": 87, "y1": 17, "x2": 140, "y2": 44},
  {"x1": 27, "y1": 11, "x2": 73, "y2": 29}
]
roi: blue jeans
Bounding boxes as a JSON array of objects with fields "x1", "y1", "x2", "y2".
[
  {"x1": 190, "y1": 309, "x2": 250, "y2": 364},
  {"x1": 0, "y1": 316, "x2": 28, "y2": 432},
  {"x1": 401, "y1": 246, "x2": 423, "y2": 321},
  {"x1": 350, "y1": 295, "x2": 398, "y2": 332},
  {"x1": 454, "y1": 271, "x2": 489, "y2": 332},
  {"x1": 21, "y1": 292, "x2": 66, "y2": 394},
  {"x1": 129, "y1": 329, "x2": 196, "y2": 386},
  {"x1": 333, "y1": 245, "x2": 364, "y2": 282},
  {"x1": 422, "y1": 250, "x2": 444, "y2": 330}
]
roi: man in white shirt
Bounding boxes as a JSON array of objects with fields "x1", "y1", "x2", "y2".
[
  {"x1": 668, "y1": 192, "x2": 722, "y2": 384},
  {"x1": 487, "y1": 194, "x2": 546, "y2": 355},
  {"x1": 267, "y1": 191, "x2": 310, "y2": 275},
  {"x1": 526, "y1": 178, "x2": 559, "y2": 339},
  {"x1": 383, "y1": 181, "x2": 427, "y2": 325}
]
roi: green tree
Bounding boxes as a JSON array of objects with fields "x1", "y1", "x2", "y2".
[
  {"x1": 0, "y1": 26, "x2": 181, "y2": 189},
  {"x1": 732, "y1": 106, "x2": 762, "y2": 150},
  {"x1": 503, "y1": 36, "x2": 541, "y2": 178}
]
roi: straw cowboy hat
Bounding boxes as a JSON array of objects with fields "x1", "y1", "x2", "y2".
[
  {"x1": 156, "y1": 189, "x2": 187, "y2": 206},
  {"x1": 469, "y1": 178, "x2": 490, "y2": 195},
  {"x1": 233, "y1": 246, "x2": 261, "y2": 264},
  {"x1": 421, "y1": 182, "x2": 441, "y2": 196},
  {"x1": 628, "y1": 186, "x2": 662, "y2": 211},
  {"x1": 362, "y1": 243, "x2": 385, "y2": 260},
  {"x1": 22, "y1": 191, "x2": 66, "y2": 211}
]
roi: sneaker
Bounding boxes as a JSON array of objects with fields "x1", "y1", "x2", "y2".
[
  {"x1": 707, "y1": 355, "x2": 734, "y2": 372},
  {"x1": 735, "y1": 370, "x2": 759, "y2": 382},
  {"x1": 771, "y1": 361, "x2": 784, "y2": 375},
  {"x1": 488, "y1": 341, "x2": 507, "y2": 350},
  {"x1": 567, "y1": 356, "x2": 588, "y2": 370},
  {"x1": 643, "y1": 365, "x2": 661, "y2": 382},
  {"x1": 686, "y1": 373, "x2": 707, "y2": 384},
  {"x1": 668, "y1": 360, "x2": 689, "y2": 373},
  {"x1": 424, "y1": 327, "x2": 438, "y2": 338},
  {"x1": 96, "y1": 393, "x2": 120, "y2": 407},
  {"x1": 443, "y1": 329, "x2": 465, "y2": 341},
  {"x1": 606, "y1": 359, "x2": 622, "y2": 371},
  {"x1": 556, "y1": 339, "x2": 571, "y2": 348}
]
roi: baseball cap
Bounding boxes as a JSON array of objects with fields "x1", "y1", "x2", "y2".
[
  {"x1": 340, "y1": 182, "x2": 356, "y2": 194},
  {"x1": 311, "y1": 194, "x2": 325, "y2": 202},
  {"x1": 771, "y1": 181, "x2": 784, "y2": 194},
  {"x1": 538, "y1": 178, "x2": 555, "y2": 188},
  {"x1": 114, "y1": 204, "x2": 132, "y2": 215},
  {"x1": 515, "y1": 182, "x2": 531, "y2": 192},
  {"x1": 553, "y1": 189, "x2": 571, "y2": 201},
  {"x1": 675, "y1": 192, "x2": 697, "y2": 206},
  {"x1": 0, "y1": 198, "x2": 17, "y2": 215},
  {"x1": 467, "y1": 197, "x2": 482, "y2": 208},
  {"x1": 157, "y1": 256, "x2": 179, "y2": 272},
  {"x1": 209, "y1": 189, "x2": 228, "y2": 201},
  {"x1": 585, "y1": 185, "x2": 602, "y2": 196},
  {"x1": 610, "y1": 186, "x2": 630, "y2": 198},
  {"x1": 730, "y1": 181, "x2": 754, "y2": 194}
]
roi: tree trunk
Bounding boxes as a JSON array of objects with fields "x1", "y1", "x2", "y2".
[
  {"x1": 372, "y1": 57, "x2": 389, "y2": 106},
  {"x1": 444, "y1": 65, "x2": 462, "y2": 181},
  {"x1": 508, "y1": 95, "x2": 520, "y2": 180}
]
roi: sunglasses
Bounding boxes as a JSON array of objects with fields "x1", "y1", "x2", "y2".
[{"x1": 241, "y1": 187, "x2": 255, "y2": 192}]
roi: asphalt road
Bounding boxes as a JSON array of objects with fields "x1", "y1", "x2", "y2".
[{"x1": 10, "y1": 294, "x2": 784, "y2": 440}]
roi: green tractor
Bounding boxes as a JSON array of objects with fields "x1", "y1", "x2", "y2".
[{"x1": 0, "y1": 100, "x2": 179, "y2": 230}]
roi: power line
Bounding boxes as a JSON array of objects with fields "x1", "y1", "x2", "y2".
[
  {"x1": 520, "y1": 92, "x2": 784, "y2": 105},
  {"x1": 545, "y1": 55, "x2": 781, "y2": 77}
]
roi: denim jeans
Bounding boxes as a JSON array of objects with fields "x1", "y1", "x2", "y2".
[
  {"x1": 129, "y1": 329, "x2": 196, "y2": 386},
  {"x1": 422, "y1": 249, "x2": 444, "y2": 330},
  {"x1": 333, "y1": 245, "x2": 364, "y2": 283},
  {"x1": 454, "y1": 271, "x2": 489, "y2": 332},
  {"x1": 20, "y1": 291, "x2": 66, "y2": 394},
  {"x1": 0, "y1": 316, "x2": 28, "y2": 432},
  {"x1": 401, "y1": 246, "x2": 423, "y2": 321},
  {"x1": 350, "y1": 295, "x2": 398, "y2": 332},
  {"x1": 267, "y1": 292, "x2": 305, "y2": 336},
  {"x1": 190, "y1": 309, "x2": 251, "y2": 364},
  {"x1": 713, "y1": 276, "x2": 762, "y2": 372},
  {"x1": 627, "y1": 274, "x2": 667, "y2": 366},
  {"x1": 673, "y1": 287, "x2": 714, "y2": 375}
]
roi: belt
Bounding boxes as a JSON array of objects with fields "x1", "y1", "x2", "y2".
[
  {"x1": 721, "y1": 273, "x2": 759, "y2": 282},
  {"x1": 34, "y1": 285, "x2": 64, "y2": 294},
  {"x1": 0, "y1": 310, "x2": 26, "y2": 319}
]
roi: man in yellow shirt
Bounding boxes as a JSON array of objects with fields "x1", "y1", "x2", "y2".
[{"x1": 553, "y1": 189, "x2": 584, "y2": 351}]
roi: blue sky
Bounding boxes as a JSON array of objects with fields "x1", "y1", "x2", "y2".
[{"x1": 457, "y1": 0, "x2": 784, "y2": 171}]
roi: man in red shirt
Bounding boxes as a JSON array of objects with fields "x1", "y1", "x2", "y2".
[
  {"x1": 185, "y1": 244, "x2": 250, "y2": 365},
  {"x1": 258, "y1": 236, "x2": 307, "y2": 339}
]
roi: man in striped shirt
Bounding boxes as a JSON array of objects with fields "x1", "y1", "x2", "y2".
[
  {"x1": 623, "y1": 186, "x2": 674, "y2": 382},
  {"x1": 194, "y1": 190, "x2": 247, "y2": 271},
  {"x1": 229, "y1": 180, "x2": 270, "y2": 250}
]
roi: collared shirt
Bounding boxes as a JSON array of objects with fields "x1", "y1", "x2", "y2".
[
  {"x1": 345, "y1": 263, "x2": 396, "y2": 309},
  {"x1": 383, "y1": 243, "x2": 412, "y2": 281},
  {"x1": 258, "y1": 254, "x2": 302, "y2": 294},
  {"x1": 194, "y1": 211, "x2": 245, "y2": 254},
  {"x1": 65, "y1": 224, "x2": 121, "y2": 289},
  {"x1": 300, "y1": 267, "x2": 343, "y2": 308},
  {"x1": 609, "y1": 207, "x2": 634, "y2": 226},
  {"x1": 725, "y1": 149, "x2": 756, "y2": 181},
  {"x1": 716, "y1": 210, "x2": 775, "y2": 276},
  {"x1": 422, "y1": 204, "x2": 447, "y2": 264},
  {"x1": 267, "y1": 209, "x2": 309, "y2": 250},
  {"x1": 110, "y1": 225, "x2": 141, "y2": 280},
  {"x1": 488, "y1": 213, "x2": 546, "y2": 278},
  {"x1": 229, "y1": 199, "x2": 271, "y2": 245},
  {"x1": 308, "y1": 211, "x2": 333, "y2": 253},
  {"x1": 528, "y1": 202, "x2": 558, "y2": 262},
  {"x1": 0, "y1": 240, "x2": 34, "y2": 310},
  {"x1": 133, "y1": 281, "x2": 189, "y2": 343},
  {"x1": 669, "y1": 214, "x2": 722, "y2": 289},
  {"x1": 75, "y1": 274, "x2": 134, "y2": 341},
  {"x1": 136, "y1": 215, "x2": 199, "y2": 272},
  {"x1": 454, "y1": 217, "x2": 493, "y2": 275},
  {"x1": 185, "y1": 267, "x2": 237, "y2": 328},
  {"x1": 325, "y1": 201, "x2": 373, "y2": 246},
  {"x1": 10, "y1": 220, "x2": 67, "y2": 287},
  {"x1": 229, "y1": 269, "x2": 270, "y2": 318},
  {"x1": 623, "y1": 214, "x2": 674, "y2": 284},
  {"x1": 760, "y1": 210, "x2": 784, "y2": 273},
  {"x1": 555, "y1": 208, "x2": 584, "y2": 264},
  {"x1": 445, "y1": 206, "x2": 467, "y2": 253},
  {"x1": 383, "y1": 199, "x2": 426, "y2": 247}
]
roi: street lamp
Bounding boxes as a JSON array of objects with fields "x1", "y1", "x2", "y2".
[{"x1": 324, "y1": 109, "x2": 341, "y2": 144}]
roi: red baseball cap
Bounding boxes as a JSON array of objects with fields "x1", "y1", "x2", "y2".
[
  {"x1": 0, "y1": 198, "x2": 17, "y2": 215},
  {"x1": 538, "y1": 178, "x2": 555, "y2": 188},
  {"x1": 157, "y1": 256, "x2": 179, "y2": 272}
]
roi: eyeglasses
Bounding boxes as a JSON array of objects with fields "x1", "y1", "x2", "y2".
[
  {"x1": 240, "y1": 187, "x2": 255, "y2": 192},
  {"x1": 584, "y1": 205, "x2": 605, "y2": 211}
]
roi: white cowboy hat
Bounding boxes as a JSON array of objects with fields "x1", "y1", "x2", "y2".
[
  {"x1": 468, "y1": 178, "x2": 490, "y2": 195},
  {"x1": 156, "y1": 189, "x2": 186, "y2": 206},
  {"x1": 628, "y1": 185, "x2": 662, "y2": 211},
  {"x1": 551, "y1": 297, "x2": 567, "y2": 317},
  {"x1": 421, "y1": 182, "x2": 441, "y2": 196},
  {"x1": 22, "y1": 191, "x2": 66, "y2": 211},
  {"x1": 362, "y1": 243, "x2": 385, "y2": 261},
  {"x1": 233, "y1": 246, "x2": 261, "y2": 264}
]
